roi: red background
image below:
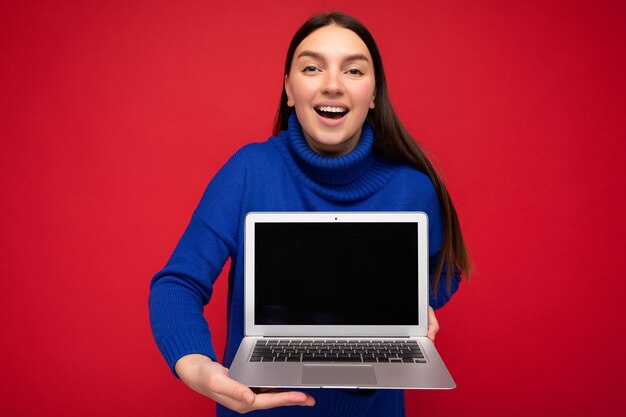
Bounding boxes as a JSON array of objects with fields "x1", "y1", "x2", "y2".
[{"x1": 2, "y1": 0, "x2": 625, "y2": 415}]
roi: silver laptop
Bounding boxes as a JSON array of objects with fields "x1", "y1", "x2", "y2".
[{"x1": 228, "y1": 212, "x2": 455, "y2": 389}]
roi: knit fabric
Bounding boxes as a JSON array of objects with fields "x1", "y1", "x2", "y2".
[{"x1": 149, "y1": 111, "x2": 460, "y2": 417}]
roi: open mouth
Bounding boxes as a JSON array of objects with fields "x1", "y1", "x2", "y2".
[{"x1": 314, "y1": 105, "x2": 349, "y2": 120}]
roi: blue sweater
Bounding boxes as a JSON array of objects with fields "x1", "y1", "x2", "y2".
[{"x1": 149, "y1": 112, "x2": 460, "y2": 417}]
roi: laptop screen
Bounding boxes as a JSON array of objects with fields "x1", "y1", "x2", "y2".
[{"x1": 254, "y1": 222, "x2": 419, "y2": 326}]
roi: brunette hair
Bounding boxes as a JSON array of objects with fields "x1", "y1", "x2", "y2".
[{"x1": 273, "y1": 12, "x2": 471, "y2": 295}]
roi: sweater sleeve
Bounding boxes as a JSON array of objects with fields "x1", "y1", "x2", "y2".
[
  {"x1": 428, "y1": 253, "x2": 461, "y2": 310},
  {"x1": 421, "y1": 173, "x2": 461, "y2": 310},
  {"x1": 148, "y1": 149, "x2": 247, "y2": 377}
]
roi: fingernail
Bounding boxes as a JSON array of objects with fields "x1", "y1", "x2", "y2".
[{"x1": 243, "y1": 392, "x2": 254, "y2": 404}]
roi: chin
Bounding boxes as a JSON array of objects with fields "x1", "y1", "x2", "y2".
[{"x1": 314, "y1": 134, "x2": 352, "y2": 147}]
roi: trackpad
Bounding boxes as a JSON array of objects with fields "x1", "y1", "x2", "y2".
[{"x1": 302, "y1": 365, "x2": 377, "y2": 386}]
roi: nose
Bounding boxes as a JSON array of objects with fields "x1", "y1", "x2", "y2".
[{"x1": 321, "y1": 70, "x2": 344, "y2": 95}]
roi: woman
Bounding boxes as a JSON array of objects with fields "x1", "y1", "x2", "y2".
[{"x1": 150, "y1": 11, "x2": 470, "y2": 416}]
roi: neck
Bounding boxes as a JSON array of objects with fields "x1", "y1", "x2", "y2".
[
  {"x1": 270, "y1": 111, "x2": 396, "y2": 202},
  {"x1": 286, "y1": 111, "x2": 375, "y2": 185},
  {"x1": 301, "y1": 127, "x2": 363, "y2": 157}
]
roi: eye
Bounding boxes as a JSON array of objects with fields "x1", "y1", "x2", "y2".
[
  {"x1": 347, "y1": 68, "x2": 363, "y2": 76},
  {"x1": 302, "y1": 65, "x2": 318, "y2": 73}
]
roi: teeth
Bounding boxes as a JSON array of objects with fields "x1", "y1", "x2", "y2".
[{"x1": 316, "y1": 106, "x2": 347, "y2": 113}]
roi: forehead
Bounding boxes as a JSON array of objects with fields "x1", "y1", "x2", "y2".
[{"x1": 294, "y1": 24, "x2": 372, "y2": 61}]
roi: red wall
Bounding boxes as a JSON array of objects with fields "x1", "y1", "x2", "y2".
[{"x1": 2, "y1": 1, "x2": 625, "y2": 415}]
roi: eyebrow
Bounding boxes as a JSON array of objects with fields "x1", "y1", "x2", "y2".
[{"x1": 296, "y1": 50, "x2": 370, "y2": 63}]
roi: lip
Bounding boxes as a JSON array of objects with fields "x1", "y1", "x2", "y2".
[
  {"x1": 313, "y1": 102, "x2": 350, "y2": 127},
  {"x1": 314, "y1": 108, "x2": 349, "y2": 127},
  {"x1": 314, "y1": 101, "x2": 350, "y2": 111}
]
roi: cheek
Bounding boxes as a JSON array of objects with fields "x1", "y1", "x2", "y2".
[
  {"x1": 290, "y1": 79, "x2": 316, "y2": 103},
  {"x1": 352, "y1": 84, "x2": 376, "y2": 108}
]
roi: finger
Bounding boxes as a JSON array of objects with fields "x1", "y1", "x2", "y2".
[
  {"x1": 428, "y1": 319, "x2": 439, "y2": 340},
  {"x1": 210, "y1": 390, "x2": 315, "y2": 414},
  {"x1": 428, "y1": 328, "x2": 437, "y2": 342},
  {"x1": 428, "y1": 306, "x2": 440, "y2": 342},
  {"x1": 251, "y1": 391, "x2": 316, "y2": 410}
]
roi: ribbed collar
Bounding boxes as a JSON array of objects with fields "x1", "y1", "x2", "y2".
[
  {"x1": 271, "y1": 111, "x2": 395, "y2": 203},
  {"x1": 286, "y1": 110, "x2": 377, "y2": 185}
]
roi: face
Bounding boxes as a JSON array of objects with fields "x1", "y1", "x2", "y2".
[{"x1": 285, "y1": 24, "x2": 376, "y2": 157}]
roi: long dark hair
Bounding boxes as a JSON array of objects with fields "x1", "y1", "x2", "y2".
[{"x1": 274, "y1": 12, "x2": 471, "y2": 294}]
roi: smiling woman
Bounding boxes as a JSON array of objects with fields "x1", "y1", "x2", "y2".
[
  {"x1": 149, "y1": 11, "x2": 470, "y2": 417},
  {"x1": 285, "y1": 25, "x2": 376, "y2": 157}
]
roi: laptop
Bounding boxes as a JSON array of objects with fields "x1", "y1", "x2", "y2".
[{"x1": 228, "y1": 212, "x2": 456, "y2": 389}]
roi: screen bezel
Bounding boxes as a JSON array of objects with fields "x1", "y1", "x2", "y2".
[{"x1": 244, "y1": 212, "x2": 429, "y2": 337}]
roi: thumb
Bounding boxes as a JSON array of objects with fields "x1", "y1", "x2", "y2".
[
  {"x1": 215, "y1": 369, "x2": 255, "y2": 405},
  {"x1": 427, "y1": 306, "x2": 439, "y2": 342}
]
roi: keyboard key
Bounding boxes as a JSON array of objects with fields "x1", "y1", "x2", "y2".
[
  {"x1": 301, "y1": 356, "x2": 325, "y2": 362},
  {"x1": 334, "y1": 357, "x2": 358, "y2": 362},
  {"x1": 401, "y1": 353, "x2": 425, "y2": 358},
  {"x1": 250, "y1": 339, "x2": 422, "y2": 362}
]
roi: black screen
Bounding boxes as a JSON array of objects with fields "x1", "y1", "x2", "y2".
[{"x1": 254, "y1": 222, "x2": 419, "y2": 325}]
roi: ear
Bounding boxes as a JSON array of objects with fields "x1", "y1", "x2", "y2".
[
  {"x1": 285, "y1": 75, "x2": 295, "y2": 107},
  {"x1": 369, "y1": 89, "x2": 376, "y2": 109}
]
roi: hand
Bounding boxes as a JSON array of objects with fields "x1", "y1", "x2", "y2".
[
  {"x1": 175, "y1": 354, "x2": 315, "y2": 413},
  {"x1": 427, "y1": 305, "x2": 440, "y2": 342}
]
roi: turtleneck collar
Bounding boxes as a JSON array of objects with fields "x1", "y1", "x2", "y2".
[
  {"x1": 285, "y1": 111, "x2": 376, "y2": 185},
  {"x1": 271, "y1": 111, "x2": 396, "y2": 203}
]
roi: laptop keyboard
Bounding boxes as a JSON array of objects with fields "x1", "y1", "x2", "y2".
[{"x1": 250, "y1": 339, "x2": 426, "y2": 363}]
